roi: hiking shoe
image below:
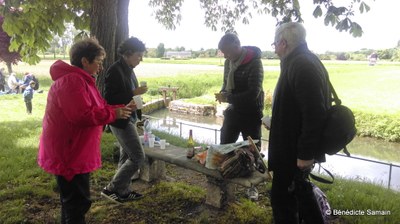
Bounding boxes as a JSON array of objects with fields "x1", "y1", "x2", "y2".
[
  {"x1": 101, "y1": 188, "x2": 123, "y2": 203},
  {"x1": 246, "y1": 186, "x2": 259, "y2": 201}
]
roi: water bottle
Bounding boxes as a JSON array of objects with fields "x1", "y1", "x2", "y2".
[{"x1": 143, "y1": 119, "x2": 151, "y2": 146}]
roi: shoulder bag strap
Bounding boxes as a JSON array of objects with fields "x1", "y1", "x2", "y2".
[
  {"x1": 328, "y1": 78, "x2": 341, "y2": 106},
  {"x1": 309, "y1": 163, "x2": 335, "y2": 184}
]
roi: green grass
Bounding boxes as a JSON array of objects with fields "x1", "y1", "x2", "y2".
[
  {"x1": 1, "y1": 59, "x2": 400, "y2": 223},
  {"x1": 320, "y1": 177, "x2": 400, "y2": 223}
]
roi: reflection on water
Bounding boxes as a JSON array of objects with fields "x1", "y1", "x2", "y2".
[
  {"x1": 322, "y1": 155, "x2": 400, "y2": 191},
  {"x1": 147, "y1": 109, "x2": 400, "y2": 191}
]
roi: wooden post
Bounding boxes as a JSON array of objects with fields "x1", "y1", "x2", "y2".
[{"x1": 158, "y1": 86, "x2": 179, "y2": 107}]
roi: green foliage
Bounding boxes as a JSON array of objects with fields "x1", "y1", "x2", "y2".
[
  {"x1": 221, "y1": 198, "x2": 273, "y2": 223},
  {"x1": 152, "y1": 130, "x2": 200, "y2": 147},
  {"x1": 1, "y1": 0, "x2": 374, "y2": 65},
  {"x1": 0, "y1": 200, "x2": 25, "y2": 223},
  {"x1": 144, "y1": 73, "x2": 222, "y2": 99},
  {"x1": 156, "y1": 43, "x2": 166, "y2": 58},
  {"x1": 355, "y1": 111, "x2": 400, "y2": 142},
  {"x1": 0, "y1": 0, "x2": 90, "y2": 64}
]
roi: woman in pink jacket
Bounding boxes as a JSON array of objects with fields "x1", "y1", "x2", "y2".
[{"x1": 38, "y1": 38, "x2": 134, "y2": 224}]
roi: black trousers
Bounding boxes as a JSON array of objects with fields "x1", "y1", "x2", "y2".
[
  {"x1": 56, "y1": 173, "x2": 91, "y2": 224},
  {"x1": 220, "y1": 107, "x2": 262, "y2": 147},
  {"x1": 271, "y1": 169, "x2": 324, "y2": 224},
  {"x1": 271, "y1": 169, "x2": 299, "y2": 224}
]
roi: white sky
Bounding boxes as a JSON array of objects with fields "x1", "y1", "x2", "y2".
[{"x1": 129, "y1": 0, "x2": 400, "y2": 53}]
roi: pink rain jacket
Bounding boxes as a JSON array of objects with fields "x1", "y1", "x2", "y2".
[{"x1": 38, "y1": 60, "x2": 120, "y2": 181}]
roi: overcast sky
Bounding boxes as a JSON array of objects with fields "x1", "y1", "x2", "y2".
[{"x1": 129, "y1": 0, "x2": 400, "y2": 53}]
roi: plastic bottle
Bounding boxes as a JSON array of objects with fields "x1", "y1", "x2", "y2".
[
  {"x1": 186, "y1": 129, "x2": 195, "y2": 158},
  {"x1": 143, "y1": 119, "x2": 151, "y2": 146}
]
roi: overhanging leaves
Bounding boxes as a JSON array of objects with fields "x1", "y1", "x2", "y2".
[{"x1": 0, "y1": 0, "x2": 90, "y2": 64}]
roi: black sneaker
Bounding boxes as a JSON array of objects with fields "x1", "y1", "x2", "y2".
[
  {"x1": 101, "y1": 188, "x2": 143, "y2": 203},
  {"x1": 119, "y1": 191, "x2": 144, "y2": 202},
  {"x1": 101, "y1": 188, "x2": 123, "y2": 203}
]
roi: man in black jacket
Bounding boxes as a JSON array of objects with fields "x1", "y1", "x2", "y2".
[
  {"x1": 101, "y1": 37, "x2": 148, "y2": 203},
  {"x1": 215, "y1": 33, "x2": 264, "y2": 148},
  {"x1": 268, "y1": 22, "x2": 330, "y2": 224}
]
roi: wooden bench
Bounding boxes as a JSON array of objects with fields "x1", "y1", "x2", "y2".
[{"x1": 140, "y1": 145, "x2": 270, "y2": 208}]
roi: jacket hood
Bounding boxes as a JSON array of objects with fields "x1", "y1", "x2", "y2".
[
  {"x1": 242, "y1": 46, "x2": 262, "y2": 64},
  {"x1": 50, "y1": 60, "x2": 92, "y2": 82}
]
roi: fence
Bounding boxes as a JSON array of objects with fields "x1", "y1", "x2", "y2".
[{"x1": 145, "y1": 115, "x2": 400, "y2": 191}]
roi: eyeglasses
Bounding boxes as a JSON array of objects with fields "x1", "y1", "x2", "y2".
[
  {"x1": 271, "y1": 39, "x2": 284, "y2": 49},
  {"x1": 271, "y1": 40, "x2": 280, "y2": 49}
]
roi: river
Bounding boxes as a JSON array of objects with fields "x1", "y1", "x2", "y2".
[{"x1": 146, "y1": 109, "x2": 400, "y2": 191}]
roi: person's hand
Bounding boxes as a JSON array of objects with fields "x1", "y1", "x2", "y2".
[
  {"x1": 126, "y1": 99, "x2": 138, "y2": 110},
  {"x1": 114, "y1": 107, "x2": 132, "y2": 119},
  {"x1": 297, "y1": 159, "x2": 314, "y2": 170},
  {"x1": 214, "y1": 92, "x2": 227, "y2": 104},
  {"x1": 133, "y1": 86, "x2": 148, "y2": 95}
]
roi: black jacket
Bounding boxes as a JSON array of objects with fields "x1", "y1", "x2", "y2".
[
  {"x1": 103, "y1": 58, "x2": 140, "y2": 129},
  {"x1": 268, "y1": 44, "x2": 330, "y2": 172},
  {"x1": 222, "y1": 46, "x2": 264, "y2": 118}
]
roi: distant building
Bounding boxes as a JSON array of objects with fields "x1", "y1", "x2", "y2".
[{"x1": 164, "y1": 51, "x2": 192, "y2": 59}]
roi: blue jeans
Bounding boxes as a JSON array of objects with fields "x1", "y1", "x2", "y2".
[{"x1": 108, "y1": 121, "x2": 145, "y2": 196}]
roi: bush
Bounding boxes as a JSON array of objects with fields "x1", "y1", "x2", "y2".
[{"x1": 354, "y1": 110, "x2": 400, "y2": 142}]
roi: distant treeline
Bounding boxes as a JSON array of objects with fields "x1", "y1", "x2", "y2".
[
  {"x1": 41, "y1": 47, "x2": 400, "y2": 62},
  {"x1": 143, "y1": 47, "x2": 400, "y2": 61}
]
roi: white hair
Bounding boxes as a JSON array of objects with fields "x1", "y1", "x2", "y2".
[{"x1": 275, "y1": 22, "x2": 307, "y2": 52}]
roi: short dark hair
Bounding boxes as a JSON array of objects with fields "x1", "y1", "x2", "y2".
[
  {"x1": 70, "y1": 38, "x2": 106, "y2": 68},
  {"x1": 218, "y1": 33, "x2": 241, "y2": 49},
  {"x1": 117, "y1": 37, "x2": 146, "y2": 56}
]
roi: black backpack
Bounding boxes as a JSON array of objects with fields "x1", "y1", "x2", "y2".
[{"x1": 320, "y1": 80, "x2": 356, "y2": 156}]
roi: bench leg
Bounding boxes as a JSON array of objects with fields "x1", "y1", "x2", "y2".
[
  {"x1": 140, "y1": 157, "x2": 166, "y2": 182},
  {"x1": 205, "y1": 176, "x2": 235, "y2": 208}
]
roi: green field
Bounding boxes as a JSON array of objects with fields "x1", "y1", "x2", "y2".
[{"x1": 7, "y1": 58, "x2": 400, "y2": 114}]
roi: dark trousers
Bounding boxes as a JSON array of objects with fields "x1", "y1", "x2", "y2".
[
  {"x1": 271, "y1": 169, "x2": 324, "y2": 224},
  {"x1": 271, "y1": 169, "x2": 299, "y2": 224},
  {"x1": 220, "y1": 108, "x2": 262, "y2": 147},
  {"x1": 56, "y1": 173, "x2": 91, "y2": 224},
  {"x1": 25, "y1": 100, "x2": 32, "y2": 113}
]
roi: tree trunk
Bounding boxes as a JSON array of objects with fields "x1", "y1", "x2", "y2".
[
  {"x1": 6, "y1": 62, "x2": 12, "y2": 74},
  {"x1": 115, "y1": 0, "x2": 130, "y2": 60},
  {"x1": 90, "y1": 0, "x2": 118, "y2": 94}
]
